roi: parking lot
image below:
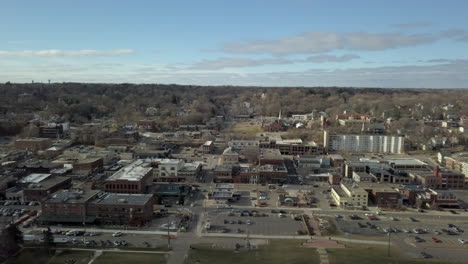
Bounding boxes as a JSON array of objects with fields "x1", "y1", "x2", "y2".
[
  {"x1": 332, "y1": 212, "x2": 468, "y2": 249},
  {"x1": 0, "y1": 200, "x2": 40, "y2": 225},
  {"x1": 25, "y1": 229, "x2": 170, "y2": 249},
  {"x1": 204, "y1": 208, "x2": 306, "y2": 236}
]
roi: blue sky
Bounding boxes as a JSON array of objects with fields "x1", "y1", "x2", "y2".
[{"x1": 1, "y1": 0, "x2": 468, "y2": 87}]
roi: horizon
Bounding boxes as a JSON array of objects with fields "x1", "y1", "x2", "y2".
[{"x1": 1, "y1": 0, "x2": 468, "y2": 88}]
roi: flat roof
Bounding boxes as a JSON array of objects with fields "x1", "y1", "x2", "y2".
[
  {"x1": 19, "y1": 173, "x2": 51, "y2": 184},
  {"x1": 203, "y1": 141, "x2": 213, "y2": 146},
  {"x1": 15, "y1": 138, "x2": 50, "y2": 142},
  {"x1": 107, "y1": 160, "x2": 152, "y2": 182},
  {"x1": 341, "y1": 183, "x2": 368, "y2": 194},
  {"x1": 358, "y1": 182, "x2": 400, "y2": 193},
  {"x1": 215, "y1": 183, "x2": 234, "y2": 189},
  {"x1": 259, "y1": 148, "x2": 283, "y2": 159},
  {"x1": 386, "y1": 159, "x2": 427, "y2": 166},
  {"x1": 24, "y1": 176, "x2": 70, "y2": 190},
  {"x1": 91, "y1": 193, "x2": 153, "y2": 205},
  {"x1": 277, "y1": 139, "x2": 303, "y2": 144},
  {"x1": 46, "y1": 189, "x2": 100, "y2": 204}
]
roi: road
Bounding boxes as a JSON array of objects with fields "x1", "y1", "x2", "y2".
[{"x1": 21, "y1": 182, "x2": 468, "y2": 263}]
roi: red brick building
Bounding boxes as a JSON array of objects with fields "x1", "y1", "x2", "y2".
[{"x1": 104, "y1": 161, "x2": 153, "y2": 193}]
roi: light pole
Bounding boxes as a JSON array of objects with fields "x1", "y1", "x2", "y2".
[
  {"x1": 167, "y1": 216, "x2": 171, "y2": 249},
  {"x1": 387, "y1": 230, "x2": 391, "y2": 257}
]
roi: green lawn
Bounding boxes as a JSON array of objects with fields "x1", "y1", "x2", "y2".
[
  {"x1": 185, "y1": 240, "x2": 319, "y2": 264},
  {"x1": 13, "y1": 248, "x2": 92, "y2": 264},
  {"x1": 93, "y1": 252, "x2": 167, "y2": 264},
  {"x1": 328, "y1": 244, "x2": 466, "y2": 264}
]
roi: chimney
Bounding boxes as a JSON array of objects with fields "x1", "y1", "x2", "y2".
[{"x1": 433, "y1": 166, "x2": 440, "y2": 177}]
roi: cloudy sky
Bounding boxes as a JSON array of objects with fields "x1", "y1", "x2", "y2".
[{"x1": 1, "y1": 0, "x2": 468, "y2": 88}]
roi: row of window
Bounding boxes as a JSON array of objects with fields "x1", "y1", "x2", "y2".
[{"x1": 107, "y1": 184, "x2": 139, "y2": 190}]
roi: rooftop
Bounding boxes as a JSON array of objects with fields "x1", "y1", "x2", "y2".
[
  {"x1": 91, "y1": 192, "x2": 153, "y2": 205},
  {"x1": 107, "y1": 160, "x2": 152, "y2": 182},
  {"x1": 259, "y1": 148, "x2": 283, "y2": 160},
  {"x1": 46, "y1": 189, "x2": 100, "y2": 204},
  {"x1": 215, "y1": 183, "x2": 234, "y2": 189},
  {"x1": 15, "y1": 138, "x2": 50, "y2": 142},
  {"x1": 358, "y1": 182, "x2": 400, "y2": 193},
  {"x1": 386, "y1": 158, "x2": 427, "y2": 166},
  {"x1": 24, "y1": 176, "x2": 70, "y2": 190},
  {"x1": 19, "y1": 173, "x2": 51, "y2": 184},
  {"x1": 277, "y1": 139, "x2": 303, "y2": 145}
]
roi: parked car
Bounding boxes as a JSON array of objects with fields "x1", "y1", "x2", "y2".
[
  {"x1": 420, "y1": 252, "x2": 432, "y2": 258},
  {"x1": 458, "y1": 239, "x2": 467, "y2": 244},
  {"x1": 414, "y1": 236, "x2": 425, "y2": 242},
  {"x1": 431, "y1": 237, "x2": 441, "y2": 243}
]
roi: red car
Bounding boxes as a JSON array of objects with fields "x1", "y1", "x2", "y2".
[{"x1": 432, "y1": 237, "x2": 441, "y2": 243}]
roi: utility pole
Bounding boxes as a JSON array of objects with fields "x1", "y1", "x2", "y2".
[
  {"x1": 167, "y1": 217, "x2": 171, "y2": 249},
  {"x1": 387, "y1": 231, "x2": 391, "y2": 257},
  {"x1": 83, "y1": 211, "x2": 86, "y2": 244}
]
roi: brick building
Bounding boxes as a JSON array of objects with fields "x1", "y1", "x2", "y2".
[
  {"x1": 259, "y1": 149, "x2": 284, "y2": 166},
  {"x1": 22, "y1": 176, "x2": 72, "y2": 202},
  {"x1": 14, "y1": 138, "x2": 52, "y2": 151},
  {"x1": 40, "y1": 189, "x2": 154, "y2": 226},
  {"x1": 73, "y1": 158, "x2": 104, "y2": 174},
  {"x1": 104, "y1": 160, "x2": 153, "y2": 194},
  {"x1": 410, "y1": 167, "x2": 465, "y2": 189}
]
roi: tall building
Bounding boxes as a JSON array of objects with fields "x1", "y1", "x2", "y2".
[{"x1": 324, "y1": 131, "x2": 405, "y2": 154}]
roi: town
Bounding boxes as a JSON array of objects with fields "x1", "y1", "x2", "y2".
[{"x1": 1, "y1": 84, "x2": 468, "y2": 264}]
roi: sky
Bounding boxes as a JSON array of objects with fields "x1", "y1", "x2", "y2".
[{"x1": 1, "y1": 0, "x2": 468, "y2": 88}]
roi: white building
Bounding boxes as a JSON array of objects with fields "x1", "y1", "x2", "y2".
[
  {"x1": 228, "y1": 140, "x2": 260, "y2": 150},
  {"x1": 324, "y1": 131, "x2": 405, "y2": 154},
  {"x1": 151, "y1": 159, "x2": 202, "y2": 182},
  {"x1": 331, "y1": 183, "x2": 368, "y2": 208}
]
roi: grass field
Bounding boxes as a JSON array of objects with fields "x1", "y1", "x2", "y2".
[
  {"x1": 228, "y1": 123, "x2": 264, "y2": 134},
  {"x1": 93, "y1": 252, "x2": 167, "y2": 264},
  {"x1": 185, "y1": 240, "x2": 319, "y2": 264},
  {"x1": 328, "y1": 244, "x2": 465, "y2": 264},
  {"x1": 14, "y1": 249, "x2": 93, "y2": 264}
]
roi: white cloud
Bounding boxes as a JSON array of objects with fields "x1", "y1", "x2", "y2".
[
  {"x1": 0, "y1": 49, "x2": 135, "y2": 57},
  {"x1": 305, "y1": 54, "x2": 359, "y2": 63},
  {"x1": 1, "y1": 60, "x2": 468, "y2": 88},
  {"x1": 189, "y1": 57, "x2": 294, "y2": 70},
  {"x1": 219, "y1": 31, "x2": 447, "y2": 55},
  {"x1": 189, "y1": 54, "x2": 360, "y2": 70}
]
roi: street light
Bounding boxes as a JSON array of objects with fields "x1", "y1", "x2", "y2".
[{"x1": 387, "y1": 230, "x2": 391, "y2": 257}]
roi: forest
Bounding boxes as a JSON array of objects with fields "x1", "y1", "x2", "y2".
[{"x1": 1, "y1": 82, "x2": 467, "y2": 138}]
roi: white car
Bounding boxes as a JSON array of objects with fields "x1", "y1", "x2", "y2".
[
  {"x1": 458, "y1": 239, "x2": 467, "y2": 244},
  {"x1": 112, "y1": 232, "x2": 123, "y2": 237},
  {"x1": 66, "y1": 230, "x2": 79, "y2": 236}
]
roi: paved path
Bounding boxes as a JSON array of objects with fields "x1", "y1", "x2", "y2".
[
  {"x1": 316, "y1": 248, "x2": 329, "y2": 264},
  {"x1": 87, "y1": 250, "x2": 102, "y2": 264}
]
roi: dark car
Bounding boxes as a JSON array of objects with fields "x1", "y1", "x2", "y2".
[
  {"x1": 420, "y1": 252, "x2": 432, "y2": 258},
  {"x1": 414, "y1": 236, "x2": 425, "y2": 242}
]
